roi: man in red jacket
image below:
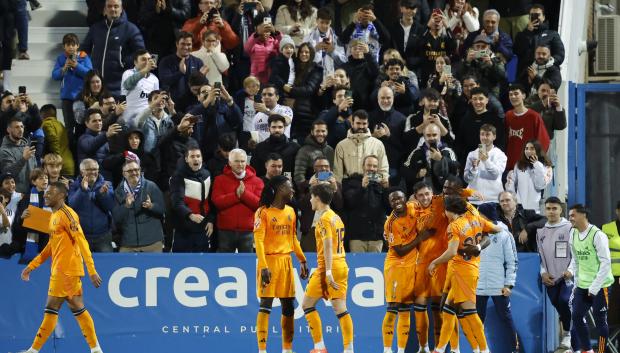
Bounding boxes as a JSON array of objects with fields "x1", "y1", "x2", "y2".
[{"x1": 211, "y1": 148, "x2": 264, "y2": 252}]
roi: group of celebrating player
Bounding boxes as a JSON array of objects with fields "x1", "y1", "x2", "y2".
[{"x1": 252, "y1": 174, "x2": 500, "y2": 353}]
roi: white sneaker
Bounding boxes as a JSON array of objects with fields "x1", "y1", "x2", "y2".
[{"x1": 559, "y1": 332, "x2": 571, "y2": 349}]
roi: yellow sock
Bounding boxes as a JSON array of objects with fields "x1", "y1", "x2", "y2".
[
  {"x1": 431, "y1": 304, "x2": 442, "y2": 348},
  {"x1": 413, "y1": 304, "x2": 429, "y2": 348},
  {"x1": 382, "y1": 309, "x2": 397, "y2": 348},
  {"x1": 281, "y1": 314, "x2": 294, "y2": 350},
  {"x1": 72, "y1": 308, "x2": 99, "y2": 348},
  {"x1": 337, "y1": 311, "x2": 354, "y2": 349},
  {"x1": 397, "y1": 309, "x2": 411, "y2": 350},
  {"x1": 304, "y1": 307, "x2": 324, "y2": 344},
  {"x1": 449, "y1": 316, "x2": 460, "y2": 352},
  {"x1": 435, "y1": 305, "x2": 457, "y2": 352},
  {"x1": 32, "y1": 308, "x2": 59, "y2": 350},
  {"x1": 461, "y1": 310, "x2": 487, "y2": 351},
  {"x1": 256, "y1": 308, "x2": 270, "y2": 350}
]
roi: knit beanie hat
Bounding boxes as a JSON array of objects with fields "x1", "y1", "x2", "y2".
[{"x1": 279, "y1": 35, "x2": 295, "y2": 53}]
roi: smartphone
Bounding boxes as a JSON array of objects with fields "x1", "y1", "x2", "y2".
[
  {"x1": 243, "y1": 1, "x2": 257, "y2": 12},
  {"x1": 70, "y1": 53, "x2": 77, "y2": 61},
  {"x1": 151, "y1": 53, "x2": 158, "y2": 63},
  {"x1": 368, "y1": 172, "x2": 382, "y2": 182},
  {"x1": 263, "y1": 16, "x2": 272, "y2": 25},
  {"x1": 530, "y1": 13, "x2": 540, "y2": 22},
  {"x1": 317, "y1": 171, "x2": 333, "y2": 181},
  {"x1": 428, "y1": 141, "x2": 438, "y2": 150},
  {"x1": 443, "y1": 64, "x2": 451, "y2": 75},
  {"x1": 18, "y1": 86, "x2": 27, "y2": 95},
  {"x1": 30, "y1": 139, "x2": 37, "y2": 148},
  {"x1": 214, "y1": 82, "x2": 222, "y2": 90},
  {"x1": 478, "y1": 144, "x2": 485, "y2": 153},
  {"x1": 430, "y1": 108, "x2": 440, "y2": 115},
  {"x1": 345, "y1": 90, "x2": 353, "y2": 99}
]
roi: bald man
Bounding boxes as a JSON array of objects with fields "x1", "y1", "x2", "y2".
[{"x1": 401, "y1": 123, "x2": 459, "y2": 194}]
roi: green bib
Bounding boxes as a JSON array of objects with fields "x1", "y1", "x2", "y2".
[{"x1": 572, "y1": 226, "x2": 614, "y2": 289}]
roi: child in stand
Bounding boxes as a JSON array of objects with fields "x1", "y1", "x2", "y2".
[{"x1": 269, "y1": 35, "x2": 296, "y2": 102}]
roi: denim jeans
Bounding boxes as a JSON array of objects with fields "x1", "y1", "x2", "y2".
[{"x1": 15, "y1": 0, "x2": 28, "y2": 52}]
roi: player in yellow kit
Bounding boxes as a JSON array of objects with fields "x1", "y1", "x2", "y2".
[
  {"x1": 302, "y1": 183, "x2": 354, "y2": 353},
  {"x1": 20, "y1": 181, "x2": 103, "y2": 353},
  {"x1": 381, "y1": 189, "x2": 419, "y2": 353},
  {"x1": 428, "y1": 196, "x2": 500, "y2": 353},
  {"x1": 254, "y1": 175, "x2": 309, "y2": 353}
]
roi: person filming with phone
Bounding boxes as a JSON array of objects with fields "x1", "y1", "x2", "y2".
[
  {"x1": 0, "y1": 117, "x2": 38, "y2": 193},
  {"x1": 461, "y1": 34, "x2": 505, "y2": 97},
  {"x1": 181, "y1": 0, "x2": 239, "y2": 52}
]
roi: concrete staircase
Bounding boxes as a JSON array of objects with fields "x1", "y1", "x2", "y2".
[{"x1": 11, "y1": 0, "x2": 89, "y2": 121}]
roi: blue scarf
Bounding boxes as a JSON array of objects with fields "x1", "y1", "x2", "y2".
[{"x1": 21, "y1": 187, "x2": 47, "y2": 264}]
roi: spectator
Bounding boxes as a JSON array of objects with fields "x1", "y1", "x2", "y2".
[
  {"x1": 524, "y1": 80, "x2": 566, "y2": 141},
  {"x1": 0, "y1": 188, "x2": 14, "y2": 256},
  {"x1": 138, "y1": 0, "x2": 191, "y2": 59},
  {"x1": 274, "y1": 0, "x2": 317, "y2": 46},
  {"x1": 463, "y1": 9, "x2": 513, "y2": 62},
  {"x1": 497, "y1": 190, "x2": 546, "y2": 252},
  {"x1": 51, "y1": 33, "x2": 93, "y2": 141},
  {"x1": 415, "y1": 9, "x2": 457, "y2": 88},
  {"x1": 514, "y1": 3, "x2": 565, "y2": 79},
  {"x1": 103, "y1": 128, "x2": 159, "y2": 187},
  {"x1": 120, "y1": 49, "x2": 160, "y2": 126},
  {"x1": 0, "y1": 173, "x2": 23, "y2": 258},
  {"x1": 455, "y1": 87, "x2": 505, "y2": 166},
  {"x1": 536, "y1": 197, "x2": 576, "y2": 351},
  {"x1": 175, "y1": 71, "x2": 209, "y2": 114},
  {"x1": 77, "y1": 109, "x2": 122, "y2": 168},
  {"x1": 262, "y1": 153, "x2": 284, "y2": 183},
  {"x1": 426, "y1": 56, "x2": 462, "y2": 109},
  {"x1": 189, "y1": 82, "x2": 241, "y2": 160},
  {"x1": 81, "y1": 0, "x2": 146, "y2": 96},
  {"x1": 136, "y1": 90, "x2": 177, "y2": 156},
  {"x1": 400, "y1": 87, "x2": 453, "y2": 156},
  {"x1": 293, "y1": 119, "x2": 333, "y2": 186},
  {"x1": 268, "y1": 35, "x2": 297, "y2": 102},
  {"x1": 42, "y1": 153, "x2": 71, "y2": 186},
  {"x1": 317, "y1": 86, "x2": 352, "y2": 149},
  {"x1": 11, "y1": 168, "x2": 49, "y2": 262},
  {"x1": 244, "y1": 14, "x2": 282, "y2": 84},
  {"x1": 458, "y1": 34, "x2": 506, "y2": 98},
  {"x1": 157, "y1": 115, "x2": 198, "y2": 190},
  {"x1": 72, "y1": 71, "x2": 109, "y2": 137},
  {"x1": 342, "y1": 154, "x2": 389, "y2": 253},
  {"x1": 444, "y1": 0, "x2": 479, "y2": 52},
  {"x1": 211, "y1": 148, "x2": 263, "y2": 252},
  {"x1": 0, "y1": 117, "x2": 37, "y2": 193},
  {"x1": 451, "y1": 75, "x2": 504, "y2": 132},
  {"x1": 251, "y1": 114, "x2": 299, "y2": 178},
  {"x1": 206, "y1": 132, "x2": 237, "y2": 178},
  {"x1": 341, "y1": 39, "x2": 379, "y2": 111},
  {"x1": 488, "y1": 0, "x2": 531, "y2": 40},
  {"x1": 68, "y1": 159, "x2": 115, "y2": 252},
  {"x1": 234, "y1": 76, "x2": 262, "y2": 138},
  {"x1": 519, "y1": 44, "x2": 561, "y2": 95},
  {"x1": 191, "y1": 31, "x2": 231, "y2": 86},
  {"x1": 372, "y1": 59, "x2": 418, "y2": 115},
  {"x1": 381, "y1": 49, "x2": 420, "y2": 92},
  {"x1": 475, "y1": 203, "x2": 519, "y2": 353},
  {"x1": 316, "y1": 67, "x2": 352, "y2": 111},
  {"x1": 39, "y1": 104, "x2": 75, "y2": 177},
  {"x1": 334, "y1": 109, "x2": 388, "y2": 182},
  {"x1": 386, "y1": 0, "x2": 424, "y2": 73},
  {"x1": 302, "y1": 7, "x2": 347, "y2": 77},
  {"x1": 369, "y1": 87, "x2": 406, "y2": 184},
  {"x1": 401, "y1": 123, "x2": 458, "y2": 194},
  {"x1": 282, "y1": 42, "x2": 323, "y2": 139},
  {"x1": 97, "y1": 93, "x2": 128, "y2": 155},
  {"x1": 250, "y1": 84, "x2": 293, "y2": 143},
  {"x1": 182, "y1": 0, "x2": 239, "y2": 52},
  {"x1": 505, "y1": 84, "x2": 550, "y2": 170},
  {"x1": 341, "y1": 4, "x2": 391, "y2": 63},
  {"x1": 159, "y1": 31, "x2": 208, "y2": 105},
  {"x1": 298, "y1": 155, "x2": 342, "y2": 252},
  {"x1": 464, "y1": 124, "x2": 507, "y2": 206},
  {"x1": 505, "y1": 139, "x2": 552, "y2": 214},
  {"x1": 0, "y1": 91, "x2": 42, "y2": 142},
  {"x1": 112, "y1": 160, "x2": 165, "y2": 252},
  {"x1": 170, "y1": 144, "x2": 215, "y2": 252}
]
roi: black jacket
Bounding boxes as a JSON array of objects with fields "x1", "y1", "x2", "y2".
[
  {"x1": 268, "y1": 53, "x2": 292, "y2": 93},
  {"x1": 401, "y1": 143, "x2": 459, "y2": 194},
  {"x1": 138, "y1": 0, "x2": 191, "y2": 58},
  {"x1": 368, "y1": 108, "x2": 406, "y2": 169},
  {"x1": 318, "y1": 106, "x2": 351, "y2": 149},
  {"x1": 169, "y1": 162, "x2": 215, "y2": 233},
  {"x1": 387, "y1": 20, "x2": 425, "y2": 71},
  {"x1": 497, "y1": 203, "x2": 546, "y2": 252},
  {"x1": 342, "y1": 174, "x2": 388, "y2": 241},
  {"x1": 289, "y1": 63, "x2": 323, "y2": 139},
  {"x1": 514, "y1": 22, "x2": 565, "y2": 76},
  {"x1": 156, "y1": 127, "x2": 197, "y2": 191},
  {"x1": 102, "y1": 129, "x2": 159, "y2": 187},
  {"x1": 188, "y1": 100, "x2": 242, "y2": 160},
  {"x1": 250, "y1": 135, "x2": 300, "y2": 177},
  {"x1": 342, "y1": 54, "x2": 379, "y2": 111},
  {"x1": 455, "y1": 110, "x2": 506, "y2": 166},
  {"x1": 518, "y1": 62, "x2": 562, "y2": 95}
]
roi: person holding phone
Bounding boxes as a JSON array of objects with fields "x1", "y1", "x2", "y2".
[
  {"x1": 303, "y1": 8, "x2": 347, "y2": 77},
  {"x1": 427, "y1": 55, "x2": 461, "y2": 105},
  {"x1": 244, "y1": 14, "x2": 282, "y2": 84},
  {"x1": 181, "y1": 0, "x2": 239, "y2": 52},
  {"x1": 373, "y1": 58, "x2": 418, "y2": 115},
  {"x1": 192, "y1": 31, "x2": 230, "y2": 85},
  {"x1": 0, "y1": 117, "x2": 38, "y2": 194},
  {"x1": 120, "y1": 49, "x2": 160, "y2": 127},
  {"x1": 52, "y1": 33, "x2": 93, "y2": 142},
  {"x1": 275, "y1": 0, "x2": 317, "y2": 45},
  {"x1": 525, "y1": 80, "x2": 566, "y2": 141},
  {"x1": 514, "y1": 3, "x2": 565, "y2": 81},
  {"x1": 461, "y1": 34, "x2": 506, "y2": 98},
  {"x1": 521, "y1": 44, "x2": 562, "y2": 96}
]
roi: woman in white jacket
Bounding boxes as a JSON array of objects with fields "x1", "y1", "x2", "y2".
[
  {"x1": 275, "y1": 0, "x2": 317, "y2": 46},
  {"x1": 191, "y1": 30, "x2": 230, "y2": 86},
  {"x1": 444, "y1": 0, "x2": 479, "y2": 51},
  {"x1": 505, "y1": 139, "x2": 553, "y2": 214}
]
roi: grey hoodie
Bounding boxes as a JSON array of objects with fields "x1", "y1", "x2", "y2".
[
  {"x1": 536, "y1": 217, "x2": 572, "y2": 284},
  {"x1": 0, "y1": 136, "x2": 37, "y2": 193}
]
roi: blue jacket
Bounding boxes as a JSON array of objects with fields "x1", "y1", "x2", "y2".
[
  {"x1": 188, "y1": 100, "x2": 242, "y2": 159},
  {"x1": 158, "y1": 53, "x2": 204, "y2": 103},
  {"x1": 51, "y1": 51, "x2": 93, "y2": 100},
  {"x1": 477, "y1": 222, "x2": 519, "y2": 296},
  {"x1": 81, "y1": 12, "x2": 145, "y2": 95},
  {"x1": 68, "y1": 175, "x2": 115, "y2": 238},
  {"x1": 77, "y1": 129, "x2": 109, "y2": 168}
]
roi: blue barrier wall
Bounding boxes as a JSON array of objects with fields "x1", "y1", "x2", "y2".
[{"x1": 0, "y1": 253, "x2": 545, "y2": 353}]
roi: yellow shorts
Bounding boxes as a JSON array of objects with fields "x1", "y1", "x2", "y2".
[
  {"x1": 48, "y1": 274, "x2": 83, "y2": 299},
  {"x1": 445, "y1": 270, "x2": 478, "y2": 304},
  {"x1": 384, "y1": 264, "x2": 415, "y2": 304},
  {"x1": 413, "y1": 262, "x2": 447, "y2": 298},
  {"x1": 257, "y1": 254, "x2": 295, "y2": 298},
  {"x1": 305, "y1": 266, "x2": 348, "y2": 300}
]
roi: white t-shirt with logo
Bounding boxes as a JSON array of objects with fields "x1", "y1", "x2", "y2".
[
  {"x1": 121, "y1": 69, "x2": 159, "y2": 126},
  {"x1": 251, "y1": 104, "x2": 293, "y2": 143}
]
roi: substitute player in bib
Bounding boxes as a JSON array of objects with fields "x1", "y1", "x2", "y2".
[
  {"x1": 381, "y1": 189, "x2": 420, "y2": 353},
  {"x1": 428, "y1": 196, "x2": 500, "y2": 353},
  {"x1": 20, "y1": 181, "x2": 103, "y2": 353},
  {"x1": 254, "y1": 175, "x2": 309, "y2": 353},
  {"x1": 302, "y1": 183, "x2": 354, "y2": 353}
]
